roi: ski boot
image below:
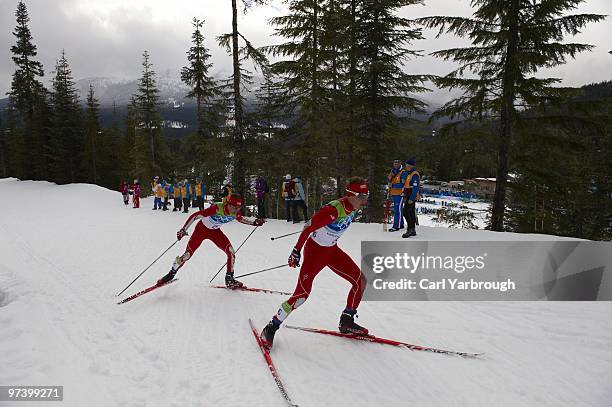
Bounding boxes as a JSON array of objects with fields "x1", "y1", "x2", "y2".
[
  {"x1": 225, "y1": 273, "x2": 244, "y2": 289},
  {"x1": 402, "y1": 228, "x2": 416, "y2": 238},
  {"x1": 260, "y1": 320, "x2": 280, "y2": 350},
  {"x1": 157, "y1": 269, "x2": 176, "y2": 286},
  {"x1": 339, "y1": 311, "x2": 369, "y2": 335}
]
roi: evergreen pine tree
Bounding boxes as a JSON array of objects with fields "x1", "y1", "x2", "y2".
[
  {"x1": 8, "y1": 0, "x2": 46, "y2": 179},
  {"x1": 181, "y1": 18, "x2": 221, "y2": 138},
  {"x1": 134, "y1": 50, "x2": 164, "y2": 174},
  {"x1": 356, "y1": 0, "x2": 430, "y2": 220},
  {"x1": 267, "y1": 0, "x2": 324, "y2": 159},
  {"x1": 419, "y1": 0, "x2": 606, "y2": 231},
  {"x1": 82, "y1": 84, "x2": 101, "y2": 184},
  {"x1": 48, "y1": 50, "x2": 83, "y2": 184},
  {"x1": 217, "y1": 0, "x2": 269, "y2": 196},
  {"x1": 108, "y1": 101, "x2": 128, "y2": 188}
]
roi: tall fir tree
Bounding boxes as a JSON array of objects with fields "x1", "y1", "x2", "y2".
[
  {"x1": 419, "y1": 0, "x2": 606, "y2": 231},
  {"x1": 136, "y1": 51, "x2": 159, "y2": 166},
  {"x1": 268, "y1": 0, "x2": 430, "y2": 218},
  {"x1": 48, "y1": 50, "x2": 83, "y2": 184},
  {"x1": 133, "y1": 50, "x2": 169, "y2": 177},
  {"x1": 125, "y1": 96, "x2": 149, "y2": 188},
  {"x1": 181, "y1": 17, "x2": 221, "y2": 138},
  {"x1": 82, "y1": 85, "x2": 101, "y2": 184},
  {"x1": 217, "y1": 0, "x2": 269, "y2": 196},
  {"x1": 108, "y1": 101, "x2": 128, "y2": 187},
  {"x1": 266, "y1": 0, "x2": 324, "y2": 160},
  {"x1": 8, "y1": 0, "x2": 46, "y2": 179},
  {"x1": 356, "y1": 0, "x2": 431, "y2": 219}
]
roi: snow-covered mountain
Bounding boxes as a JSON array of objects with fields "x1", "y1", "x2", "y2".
[{"x1": 76, "y1": 70, "x2": 193, "y2": 107}]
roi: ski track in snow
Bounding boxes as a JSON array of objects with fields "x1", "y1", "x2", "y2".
[{"x1": 0, "y1": 178, "x2": 611, "y2": 407}]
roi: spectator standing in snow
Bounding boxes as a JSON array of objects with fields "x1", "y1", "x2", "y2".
[
  {"x1": 132, "y1": 179, "x2": 141, "y2": 208},
  {"x1": 292, "y1": 176, "x2": 309, "y2": 223},
  {"x1": 387, "y1": 159, "x2": 408, "y2": 232},
  {"x1": 282, "y1": 174, "x2": 296, "y2": 222},
  {"x1": 120, "y1": 181, "x2": 129, "y2": 206},
  {"x1": 194, "y1": 177, "x2": 204, "y2": 210},
  {"x1": 161, "y1": 179, "x2": 169, "y2": 211},
  {"x1": 402, "y1": 157, "x2": 421, "y2": 238},
  {"x1": 174, "y1": 181, "x2": 182, "y2": 212},
  {"x1": 153, "y1": 181, "x2": 164, "y2": 211},
  {"x1": 255, "y1": 175, "x2": 268, "y2": 219},
  {"x1": 182, "y1": 179, "x2": 191, "y2": 213},
  {"x1": 166, "y1": 181, "x2": 175, "y2": 211},
  {"x1": 191, "y1": 181, "x2": 197, "y2": 208}
]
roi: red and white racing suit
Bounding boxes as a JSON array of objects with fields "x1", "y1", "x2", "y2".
[
  {"x1": 172, "y1": 203, "x2": 255, "y2": 273},
  {"x1": 274, "y1": 197, "x2": 366, "y2": 323}
]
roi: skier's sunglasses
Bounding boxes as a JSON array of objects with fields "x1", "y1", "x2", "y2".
[{"x1": 347, "y1": 190, "x2": 369, "y2": 201}]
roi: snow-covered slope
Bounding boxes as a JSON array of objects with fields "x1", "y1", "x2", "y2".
[{"x1": 0, "y1": 178, "x2": 610, "y2": 407}]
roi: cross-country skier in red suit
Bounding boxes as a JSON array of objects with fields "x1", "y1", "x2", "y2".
[
  {"x1": 157, "y1": 193, "x2": 265, "y2": 288},
  {"x1": 260, "y1": 177, "x2": 370, "y2": 349}
]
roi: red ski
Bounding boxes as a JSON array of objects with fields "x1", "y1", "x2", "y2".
[
  {"x1": 248, "y1": 319, "x2": 298, "y2": 407},
  {"x1": 284, "y1": 325, "x2": 483, "y2": 358},
  {"x1": 210, "y1": 285, "x2": 291, "y2": 296},
  {"x1": 117, "y1": 279, "x2": 178, "y2": 305}
]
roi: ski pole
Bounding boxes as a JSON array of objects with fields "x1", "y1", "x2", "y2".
[
  {"x1": 209, "y1": 226, "x2": 259, "y2": 283},
  {"x1": 270, "y1": 230, "x2": 301, "y2": 241},
  {"x1": 234, "y1": 264, "x2": 287, "y2": 279},
  {"x1": 116, "y1": 239, "x2": 179, "y2": 297}
]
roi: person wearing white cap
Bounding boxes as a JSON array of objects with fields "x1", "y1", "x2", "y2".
[{"x1": 282, "y1": 174, "x2": 296, "y2": 222}]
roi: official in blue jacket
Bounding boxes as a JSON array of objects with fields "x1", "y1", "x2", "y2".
[{"x1": 402, "y1": 157, "x2": 420, "y2": 238}]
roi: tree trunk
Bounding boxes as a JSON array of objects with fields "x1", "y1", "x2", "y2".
[
  {"x1": 346, "y1": 0, "x2": 357, "y2": 175},
  {"x1": 492, "y1": 0, "x2": 520, "y2": 231},
  {"x1": 231, "y1": 0, "x2": 245, "y2": 195}
]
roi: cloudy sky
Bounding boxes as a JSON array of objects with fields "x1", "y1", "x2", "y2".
[{"x1": 1, "y1": 0, "x2": 611, "y2": 101}]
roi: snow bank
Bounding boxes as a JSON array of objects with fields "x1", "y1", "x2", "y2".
[{"x1": 0, "y1": 178, "x2": 610, "y2": 407}]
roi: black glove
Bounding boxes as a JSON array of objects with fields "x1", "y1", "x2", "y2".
[
  {"x1": 177, "y1": 228, "x2": 188, "y2": 241},
  {"x1": 254, "y1": 218, "x2": 266, "y2": 226},
  {"x1": 288, "y1": 247, "x2": 301, "y2": 268}
]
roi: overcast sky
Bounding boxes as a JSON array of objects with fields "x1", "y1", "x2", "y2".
[{"x1": 1, "y1": 0, "x2": 611, "y2": 99}]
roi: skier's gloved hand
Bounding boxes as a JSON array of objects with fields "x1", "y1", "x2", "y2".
[
  {"x1": 254, "y1": 218, "x2": 266, "y2": 226},
  {"x1": 177, "y1": 228, "x2": 188, "y2": 241},
  {"x1": 288, "y1": 247, "x2": 301, "y2": 268}
]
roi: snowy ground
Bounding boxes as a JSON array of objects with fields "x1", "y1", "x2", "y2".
[{"x1": 1, "y1": 178, "x2": 611, "y2": 407}]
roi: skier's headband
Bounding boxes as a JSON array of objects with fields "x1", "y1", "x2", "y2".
[
  {"x1": 227, "y1": 195, "x2": 244, "y2": 207},
  {"x1": 346, "y1": 183, "x2": 369, "y2": 200}
]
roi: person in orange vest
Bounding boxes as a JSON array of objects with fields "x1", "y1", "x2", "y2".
[
  {"x1": 153, "y1": 179, "x2": 164, "y2": 211},
  {"x1": 174, "y1": 180, "x2": 183, "y2": 212},
  {"x1": 402, "y1": 157, "x2": 421, "y2": 238},
  {"x1": 194, "y1": 177, "x2": 204, "y2": 210},
  {"x1": 181, "y1": 179, "x2": 191, "y2": 214},
  {"x1": 387, "y1": 159, "x2": 408, "y2": 232}
]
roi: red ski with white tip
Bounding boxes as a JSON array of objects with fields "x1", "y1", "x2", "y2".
[
  {"x1": 210, "y1": 285, "x2": 291, "y2": 296},
  {"x1": 117, "y1": 279, "x2": 178, "y2": 305},
  {"x1": 248, "y1": 318, "x2": 298, "y2": 407},
  {"x1": 285, "y1": 325, "x2": 483, "y2": 358}
]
